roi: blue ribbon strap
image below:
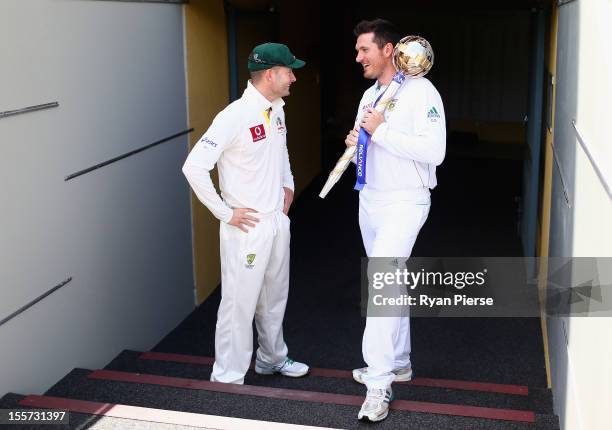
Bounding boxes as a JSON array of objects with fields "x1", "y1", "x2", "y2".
[
  {"x1": 354, "y1": 128, "x2": 371, "y2": 190},
  {"x1": 354, "y1": 87, "x2": 388, "y2": 191},
  {"x1": 392, "y1": 71, "x2": 406, "y2": 86}
]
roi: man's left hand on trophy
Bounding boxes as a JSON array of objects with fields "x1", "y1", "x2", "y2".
[{"x1": 345, "y1": 128, "x2": 359, "y2": 147}]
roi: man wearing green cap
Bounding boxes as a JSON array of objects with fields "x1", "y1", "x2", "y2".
[{"x1": 182, "y1": 43, "x2": 309, "y2": 384}]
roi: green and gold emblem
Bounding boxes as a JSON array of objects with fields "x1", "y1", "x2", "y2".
[{"x1": 246, "y1": 254, "x2": 256, "y2": 265}]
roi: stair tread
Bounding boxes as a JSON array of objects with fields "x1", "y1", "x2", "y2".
[
  {"x1": 140, "y1": 351, "x2": 531, "y2": 395},
  {"x1": 109, "y1": 350, "x2": 553, "y2": 414},
  {"x1": 44, "y1": 368, "x2": 559, "y2": 430}
]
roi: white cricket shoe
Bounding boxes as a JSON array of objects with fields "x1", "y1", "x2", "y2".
[
  {"x1": 255, "y1": 357, "x2": 309, "y2": 377},
  {"x1": 352, "y1": 366, "x2": 413, "y2": 384},
  {"x1": 357, "y1": 387, "x2": 394, "y2": 422}
]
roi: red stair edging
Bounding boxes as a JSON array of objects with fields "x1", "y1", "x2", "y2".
[
  {"x1": 89, "y1": 369, "x2": 536, "y2": 423},
  {"x1": 140, "y1": 351, "x2": 529, "y2": 396}
]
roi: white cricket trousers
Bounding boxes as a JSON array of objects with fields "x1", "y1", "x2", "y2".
[
  {"x1": 211, "y1": 210, "x2": 290, "y2": 384},
  {"x1": 359, "y1": 189, "x2": 431, "y2": 390}
]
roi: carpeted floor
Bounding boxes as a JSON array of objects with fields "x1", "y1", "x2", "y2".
[{"x1": 154, "y1": 155, "x2": 548, "y2": 388}]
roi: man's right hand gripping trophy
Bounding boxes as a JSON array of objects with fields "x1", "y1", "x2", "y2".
[{"x1": 319, "y1": 36, "x2": 435, "y2": 198}]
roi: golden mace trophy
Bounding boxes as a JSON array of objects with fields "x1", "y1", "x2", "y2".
[{"x1": 319, "y1": 36, "x2": 434, "y2": 198}]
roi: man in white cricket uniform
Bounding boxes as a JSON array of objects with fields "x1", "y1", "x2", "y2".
[
  {"x1": 182, "y1": 43, "x2": 309, "y2": 385},
  {"x1": 345, "y1": 20, "x2": 446, "y2": 422}
]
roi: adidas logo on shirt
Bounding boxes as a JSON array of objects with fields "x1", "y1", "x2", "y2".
[{"x1": 427, "y1": 107, "x2": 440, "y2": 119}]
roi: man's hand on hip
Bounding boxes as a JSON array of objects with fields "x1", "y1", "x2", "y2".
[
  {"x1": 345, "y1": 128, "x2": 359, "y2": 148},
  {"x1": 228, "y1": 208, "x2": 260, "y2": 232},
  {"x1": 283, "y1": 187, "x2": 294, "y2": 215}
]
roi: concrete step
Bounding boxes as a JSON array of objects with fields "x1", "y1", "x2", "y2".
[{"x1": 0, "y1": 392, "x2": 207, "y2": 430}]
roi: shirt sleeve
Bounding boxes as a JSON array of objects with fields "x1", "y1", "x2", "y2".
[
  {"x1": 370, "y1": 82, "x2": 446, "y2": 166},
  {"x1": 282, "y1": 140, "x2": 295, "y2": 191},
  {"x1": 182, "y1": 110, "x2": 237, "y2": 223}
]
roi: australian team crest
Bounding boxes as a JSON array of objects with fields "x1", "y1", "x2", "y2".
[
  {"x1": 245, "y1": 253, "x2": 256, "y2": 269},
  {"x1": 376, "y1": 98, "x2": 398, "y2": 112}
]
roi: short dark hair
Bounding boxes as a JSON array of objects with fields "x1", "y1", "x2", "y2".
[
  {"x1": 353, "y1": 19, "x2": 400, "y2": 49},
  {"x1": 249, "y1": 69, "x2": 266, "y2": 83}
]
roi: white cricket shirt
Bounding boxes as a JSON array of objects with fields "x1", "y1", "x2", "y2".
[
  {"x1": 355, "y1": 77, "x2": 446, "y2": 199},
  {"x1": 182, "y1": 81, "x2": 294, "y2": 223}
]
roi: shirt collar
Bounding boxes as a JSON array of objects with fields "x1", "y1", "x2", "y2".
[
  {"x1": 244, "y1": 80, "x2": 285, "y2": 111},
  {"x1": 375, "y1": 80, "x2": 388, "y2": 92}
]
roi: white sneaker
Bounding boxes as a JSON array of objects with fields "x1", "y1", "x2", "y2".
[
  {"x1": 352, "y1": 366, "x2": 413, "y2": 384},
  {"x1": 357, "y1": 387, "x2": 394, "y2": 422},
  {"x1": 255, "y1": 357, "x2": 309, "y2": 377}
]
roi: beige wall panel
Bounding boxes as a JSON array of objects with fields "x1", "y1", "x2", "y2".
[{"x1": 185, "y1": 0, "x2": 230, "y2": 303}]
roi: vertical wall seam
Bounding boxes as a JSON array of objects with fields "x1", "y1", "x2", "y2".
[{"x1": 182, "y1": 2, "x2": 198, "y2": 305}]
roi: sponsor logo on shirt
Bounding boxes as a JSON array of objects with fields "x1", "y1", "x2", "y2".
[
  {"x1": 427, "y1": 107, "x2": 440, "y2": 121},
  {"x1": 249, "y1": 124, "x2": 266, "y2": 142},
  {"x1": 362, "y1": 101, "x2": 374, "y2": 111},
  {"x1": 245, "y1": 253, "x2": 256, "y2": 269},
  {"x1": 363, "y1": 97, "x2": 398, "y2": 112},
  {"x1": 201, "y1": 137, "x2": 217, "y2": 147},
  {"x1": 356, "y1": 144, "x2": 365, "y2": 177}
]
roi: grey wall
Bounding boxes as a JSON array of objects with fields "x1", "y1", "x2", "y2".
[
  {"x1": 0, "y1": 0, "x2": 194, "y2": 396},
  {"x1": 548, "y1": 3, "x2": 578, "y2": 260},
  {"x1": 547, "y1": 1, "x2": 612, "y2": 429}
]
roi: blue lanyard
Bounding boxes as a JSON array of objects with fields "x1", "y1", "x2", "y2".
[{"x1": 354, "y1": 88, "x2": 386, "y2": 191}]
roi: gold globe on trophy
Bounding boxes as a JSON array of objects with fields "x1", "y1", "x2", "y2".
[
  {"x1": 393, "y1": 35, "x2": 434, "y2": 78},
  {"x1": 319, "y1": 35, "x2": 434, "y2": 198}
]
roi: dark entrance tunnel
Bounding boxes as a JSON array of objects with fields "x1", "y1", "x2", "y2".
[
  {"x1": 227, "y1": 0, "x2": 542, "y2": 258},
  {"x1": 164, "y1": 0, "x2": 549, "y2": 389}
]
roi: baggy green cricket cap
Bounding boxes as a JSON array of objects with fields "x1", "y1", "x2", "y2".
[{"x1": 247, "y1": 43, "x2": 306, "y2": 71}]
